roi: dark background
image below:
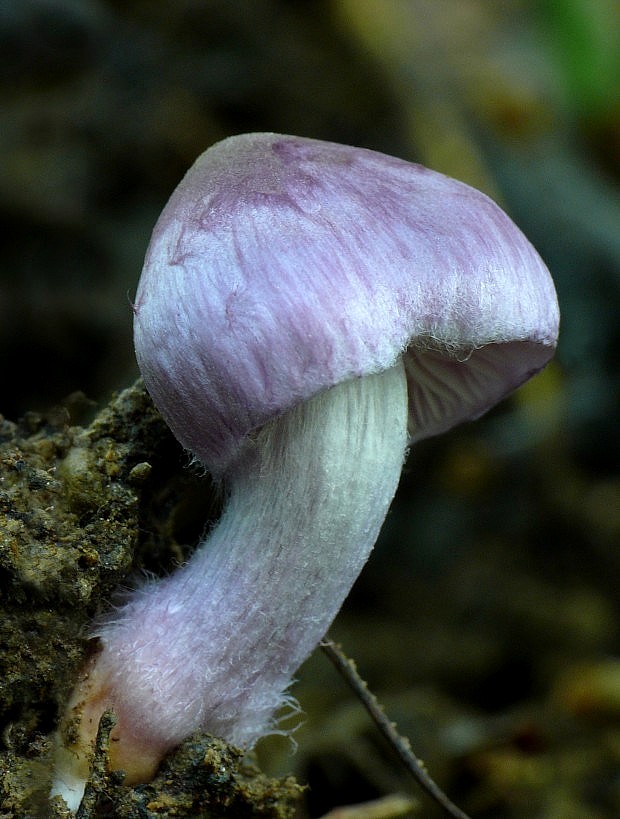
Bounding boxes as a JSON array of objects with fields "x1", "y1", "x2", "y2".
[{"x1": 1, "y1": 1, "x2": 619, "y2": 816}]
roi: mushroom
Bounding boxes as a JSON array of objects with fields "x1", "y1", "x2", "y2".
[{"x1": 51, "y1": 133, "x2": 559, "y2": 809}]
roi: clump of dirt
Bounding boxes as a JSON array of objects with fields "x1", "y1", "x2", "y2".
[{"x1": 0, "y1": 383, "x2": 302, "y2": 817}]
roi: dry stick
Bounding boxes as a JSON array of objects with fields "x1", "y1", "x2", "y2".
[
  {"x1": 321, "y1": 637, "x2": 471, "y2": 819},
  {"x1": 76, "y1": 710, "x2": 117, "y2": 819}
]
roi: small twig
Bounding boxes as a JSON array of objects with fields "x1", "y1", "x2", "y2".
[
  {"x1": 321, "y1": 637, "x2": 471, "y2": 819},
  {"x1": 76, "y1": 710, "x2": 117, "y2": 819}
]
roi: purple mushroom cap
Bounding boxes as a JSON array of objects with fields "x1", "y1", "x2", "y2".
[{"x1": 134, "y1": 133, "x2": 559, "y2": 475}]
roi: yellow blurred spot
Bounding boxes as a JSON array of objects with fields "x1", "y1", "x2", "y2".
[
  {"x1": 514, "y1": 361, "x2": 566, "y2": 436},
  {"x1": 438, "y1": 441, "x2": 494, "y2": 497},
  {"x1": 553, "y1": 659, "x2": 620, "y2": 717}
]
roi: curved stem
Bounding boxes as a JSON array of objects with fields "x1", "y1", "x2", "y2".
[{"x1": 52, "y1": 361, "x2": 408, "y2": 808}]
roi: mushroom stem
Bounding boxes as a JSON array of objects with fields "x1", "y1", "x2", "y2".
[{"x1": 52, "y1": 360, "x2": 408, "y2": 809}]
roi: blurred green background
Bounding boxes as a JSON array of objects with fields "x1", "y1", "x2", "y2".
[{"x1": 1, "y1": 1, "x2": 619, "y2": 816}]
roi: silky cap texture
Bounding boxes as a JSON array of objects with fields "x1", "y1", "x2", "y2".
[{"x1": 134, "y1": 133, "x2": 559, "y2": 472}]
